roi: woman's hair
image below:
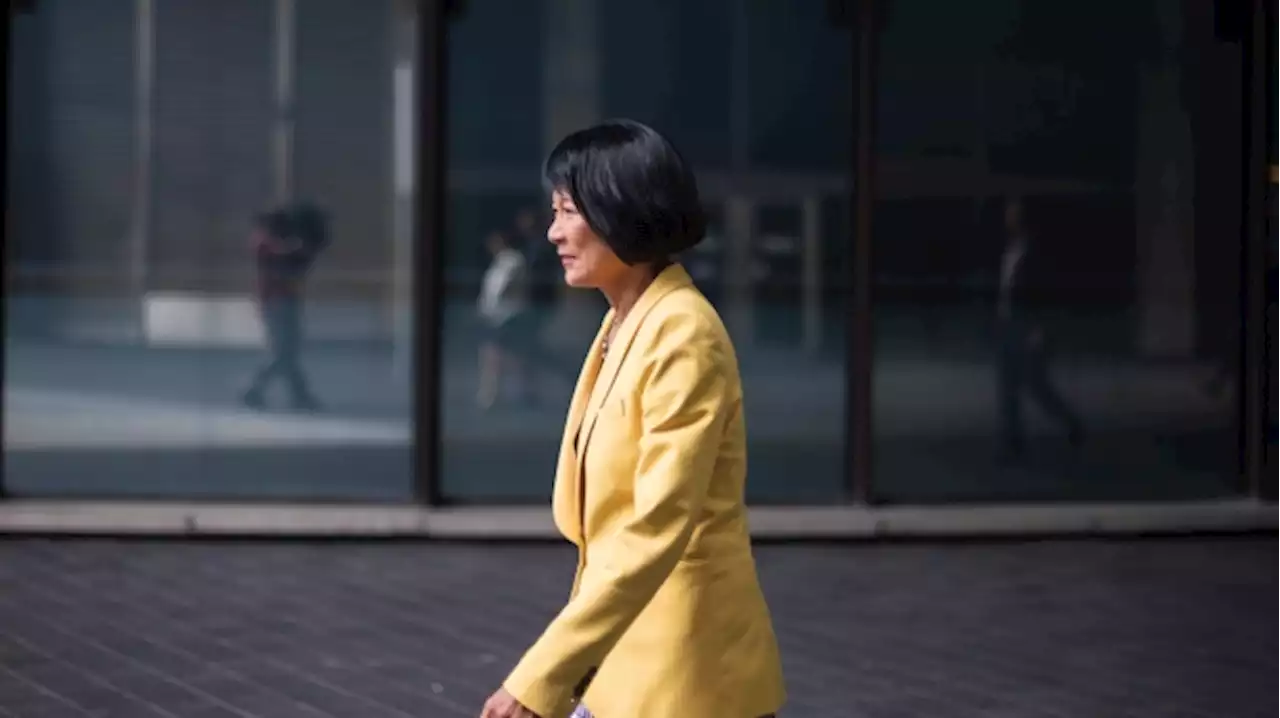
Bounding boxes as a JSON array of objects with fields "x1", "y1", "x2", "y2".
[{"x1": 542, "y1": 119, "x2": 706, "y2": 265}]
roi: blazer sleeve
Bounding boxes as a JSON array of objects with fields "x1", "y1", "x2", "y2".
[{"x1": 503, "y1": 315, "x2": 731, "y2": 718}]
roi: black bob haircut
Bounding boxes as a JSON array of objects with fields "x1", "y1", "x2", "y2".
[{"x1": 543, "y1": 119, "x2": 707, "y2": 265}]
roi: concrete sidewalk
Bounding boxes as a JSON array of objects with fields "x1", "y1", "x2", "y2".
[{"x1": 0, "y1": 537, "x2": 1273, "y2": 717}]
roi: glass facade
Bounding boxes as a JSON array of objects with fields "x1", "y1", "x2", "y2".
[
  {"x1": 2, "y1": 0, "x2": 1269, "y2": 508},
  {"x1": 869, "y1": 0, "x2": 1248, "y2": 502},
  {"x1": 439, "y1": 0, "x2": 852, "y2": 502},
  {"x1": 4, "y1": 0, "x2": 415, "y2": 500}
]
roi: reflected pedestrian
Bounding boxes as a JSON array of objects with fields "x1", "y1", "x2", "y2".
[
  {"x1": 242, "y1": 204, "x2": 325, "y2": 412},
  {"x1": 476, "y1": 229, "x2": 532, "y2": 410},
  {"x1": 513, "y1": 206, "x2": 578, "y2": 392},
  {"x1": 995, "y1": 197, "x2": 1085, "y2": 461}
]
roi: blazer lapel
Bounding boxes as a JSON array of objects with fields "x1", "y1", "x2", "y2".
[
  {"x1": 552, "y1": 311, "x2": 613, "y2": 546},
  {"x1": 574, "y1": 265, "x2": 693, "y2": 479}
]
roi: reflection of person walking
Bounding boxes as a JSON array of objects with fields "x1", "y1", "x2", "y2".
[
  {"x1": 515, "y1": 208, "x2": 577, "y2": 385},
  {"x1": 242, "y1": 205, "x2": 325, "y2": 412},
  {"x1": 996, "y1": 198, "x2": 1084, "y2": 462},
  {"x1": 476, "y1": 230, "x2": 532, "y2": 410}
]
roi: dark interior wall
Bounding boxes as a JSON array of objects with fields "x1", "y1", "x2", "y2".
[
  {"x1": 294, "y1": 0, "x2": 394, "y2": 298},
  {"x1": 9, "y1": 0, "x2": 398, "y2": 300},
  {"x1": 7, "y1": 7, "x2": 52, "y2": 276},
  {"x1": 1182, "y1": 0, "x2": 1244, "y2": 363},
  {"x1": 149, "y1": 0, "x2": 275, "y2": 293},
  {"x1": 8, "y1": 0, "x2": 134, "y2": 296}
]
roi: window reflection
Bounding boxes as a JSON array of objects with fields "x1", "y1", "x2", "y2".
[
  {"x1": 440, "y1": 0, "x2": 853, "y2": 502},
  {"x1": 7, "y1": 0, "x2": 1256, "y2": 507},
  {"x1": 4, "y1": 0, "x2": 415, "y2": 499},
  {"x1": 870, "y1": 0, "x2": 1243, "y2": 501}
]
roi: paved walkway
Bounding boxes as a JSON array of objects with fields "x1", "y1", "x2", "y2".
[{"x1": 0, "y1": 537, "x2": 1273, "y2": 717}]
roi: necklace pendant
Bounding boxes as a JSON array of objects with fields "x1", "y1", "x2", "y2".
[{"x1": 601, "y1": 316, "x2": 620, "y2": 359}]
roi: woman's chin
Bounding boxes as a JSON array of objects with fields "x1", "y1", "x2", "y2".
[{"x1": 563, "y1": 271, "x2": 592, "y2": 289}]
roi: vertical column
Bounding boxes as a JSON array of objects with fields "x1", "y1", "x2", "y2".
[
  {"x1": 724, "y1": 198, "x2": 755, "y2": 343},
  {"x1": 1242, "y1": 0, "x2": 1269, "y2": 497},
  {"x1": 724, "y1": 0, "x2": 754, "y2": 344},
  {"x1": 542, "y1": 0, "x2": 599, "y2": 153},
  {"x1": 272, "y1": 0, "x2": 296, "y2": 203},
  {"x1": 542, "y1": 0, "x2": 601, "y2": 348},
  {"x1": 413, "y1": 0, "x2": 449, "y2": 503},
  {"x1": 391, "y1": 0, "x2": 418, "y2": 385},
  {"x1": 849, "y1": 0, "x2": 879, "y2": 503},
  {"x1": 801, "y1": 197, "x2": 823, "y2": 354},
  {"x1": 130, "y1": 0, "x2": 155, "y2": 338},
  {"x1": 969, "y1": 62, "x2": 990, "y2": 225},
  {"x1": 1134, "y1": 0, "x2": 1195, "y2": 357},
  {"x1": 728, "y1": 0, "x2": 750, "y2": 170}
]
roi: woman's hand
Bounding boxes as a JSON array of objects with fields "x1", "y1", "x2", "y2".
[{"x1": 480, "y1": 687, "x2": 542, "y2": 718}]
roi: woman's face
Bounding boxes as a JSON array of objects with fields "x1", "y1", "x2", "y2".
[{"x1": 548, "y1": 189, "x2": 628, "y2": 289}]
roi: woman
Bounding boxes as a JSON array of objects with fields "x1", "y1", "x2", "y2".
[
  {"x1": 480, "y1": 120, "x2": 785, "y2": 718},
  {"x1": 476, "y1": 229, "x2": 532, "y2": 409}
]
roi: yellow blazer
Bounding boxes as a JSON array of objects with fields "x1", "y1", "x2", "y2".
[{"x1": 504, "y1": 265, "x2": 786, "y2": 718}]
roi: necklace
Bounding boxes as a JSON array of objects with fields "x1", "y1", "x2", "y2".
[{"x1": 601, "y1": 313, "x2": 622, "y2": 358}]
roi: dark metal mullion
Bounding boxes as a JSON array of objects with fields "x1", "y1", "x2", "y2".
[
  {"x1": 1240, "y1": 0, "x2": 1268, "y2": 498},
  {"x1": 0, "y1": 6, "x2": 12, "y2": 500},
  {"x1": 846, "y1": 0, "x2": 878, "y2": 504},
  {"x1": 1267, "y1": 0, "x2": 1278, "y2": 501},
  {"x1": 412, "y1": 0, "x2": 448, "y2": 506}
]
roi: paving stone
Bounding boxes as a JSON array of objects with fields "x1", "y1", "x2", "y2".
[{"x1": 0, "y1": 537, "x2": 1273, "y2": 718}]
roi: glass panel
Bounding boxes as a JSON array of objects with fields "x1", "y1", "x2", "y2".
[
  {"x1": 440, "y1": 0, "x2": 853, "y2": 503},
  {"x1": 4, "y1": 0, "x2": 415, "y2": 500},
  {"x1": 870, "y1": 0, "x2": 1244, "y2": 501}
]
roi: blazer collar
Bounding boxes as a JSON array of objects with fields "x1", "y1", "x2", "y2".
[
  {"x1": 579, "y1": 266, "x2": 691, "y2": 461},
  {"x1": 588, "y1": 263, "x2": 692, "y2": 424}
]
